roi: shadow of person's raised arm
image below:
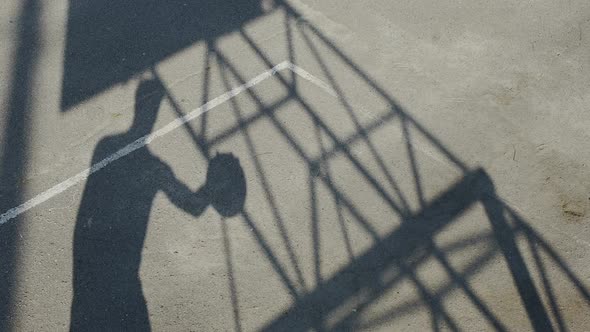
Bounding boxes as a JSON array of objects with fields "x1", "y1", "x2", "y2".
[
  {"x1": 159, "y1": 164, "x2": 209, "y2": 217},
  {"x1": 159, "y1": 152, "x2": 247, "y2": 218}
]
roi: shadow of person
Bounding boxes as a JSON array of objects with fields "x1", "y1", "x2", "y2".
[{"x1": 70, "y1": 78, "x2": 246, "y2": 331}]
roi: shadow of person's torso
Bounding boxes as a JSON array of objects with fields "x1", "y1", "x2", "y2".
[{"x1": 71, "y1": 134, "x2": 172, "y2": 331}]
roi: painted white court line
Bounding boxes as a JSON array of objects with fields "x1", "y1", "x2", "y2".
[
  {"x1": 286, "y1": 62, "x2": 336, "y2": 96},
  {"x1": 0, "y1": 61, "x2": 339, "y2": 226}
]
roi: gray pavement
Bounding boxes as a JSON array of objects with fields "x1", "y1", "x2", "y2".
[{"x1": 1, "y1": 0, "x2": 589, "y2": 330}]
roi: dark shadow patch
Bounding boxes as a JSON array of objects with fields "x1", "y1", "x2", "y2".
[{"x1": 61, "y1": 0, "x2": 265, "y2": 110}]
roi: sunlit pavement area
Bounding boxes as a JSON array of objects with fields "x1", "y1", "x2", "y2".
[{"x1": 1, "y1": 0, "x2": 590, "y2": 330}]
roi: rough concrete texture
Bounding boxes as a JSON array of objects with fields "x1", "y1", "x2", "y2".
[{"x1": 0, "y1": 0, "x2": 589, "y2": 331}]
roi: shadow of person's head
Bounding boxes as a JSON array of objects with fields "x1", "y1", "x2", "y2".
[{"x1": 131, "y1": 78, "x2": 166, "y2": 136}]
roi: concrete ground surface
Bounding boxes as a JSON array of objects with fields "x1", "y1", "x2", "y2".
[{"x1": 1, "y1": 0, "x2": 589, "y2": 331}]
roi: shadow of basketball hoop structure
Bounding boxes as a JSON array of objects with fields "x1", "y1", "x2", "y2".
[{"x1": 60, "y1": 0, "x2": 590, "y2": 330}]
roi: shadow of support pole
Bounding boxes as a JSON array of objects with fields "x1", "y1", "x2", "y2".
[
  {"x1": 480, "y1": 183, "x2": 554, "y2": 331},
  {"x1": 0, "y1": 0, "x2": 40, "y2": 328}
]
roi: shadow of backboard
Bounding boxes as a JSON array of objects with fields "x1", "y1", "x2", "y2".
[{"x1": 60, "y1": 0, "x2": 265, "y2": 110}]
